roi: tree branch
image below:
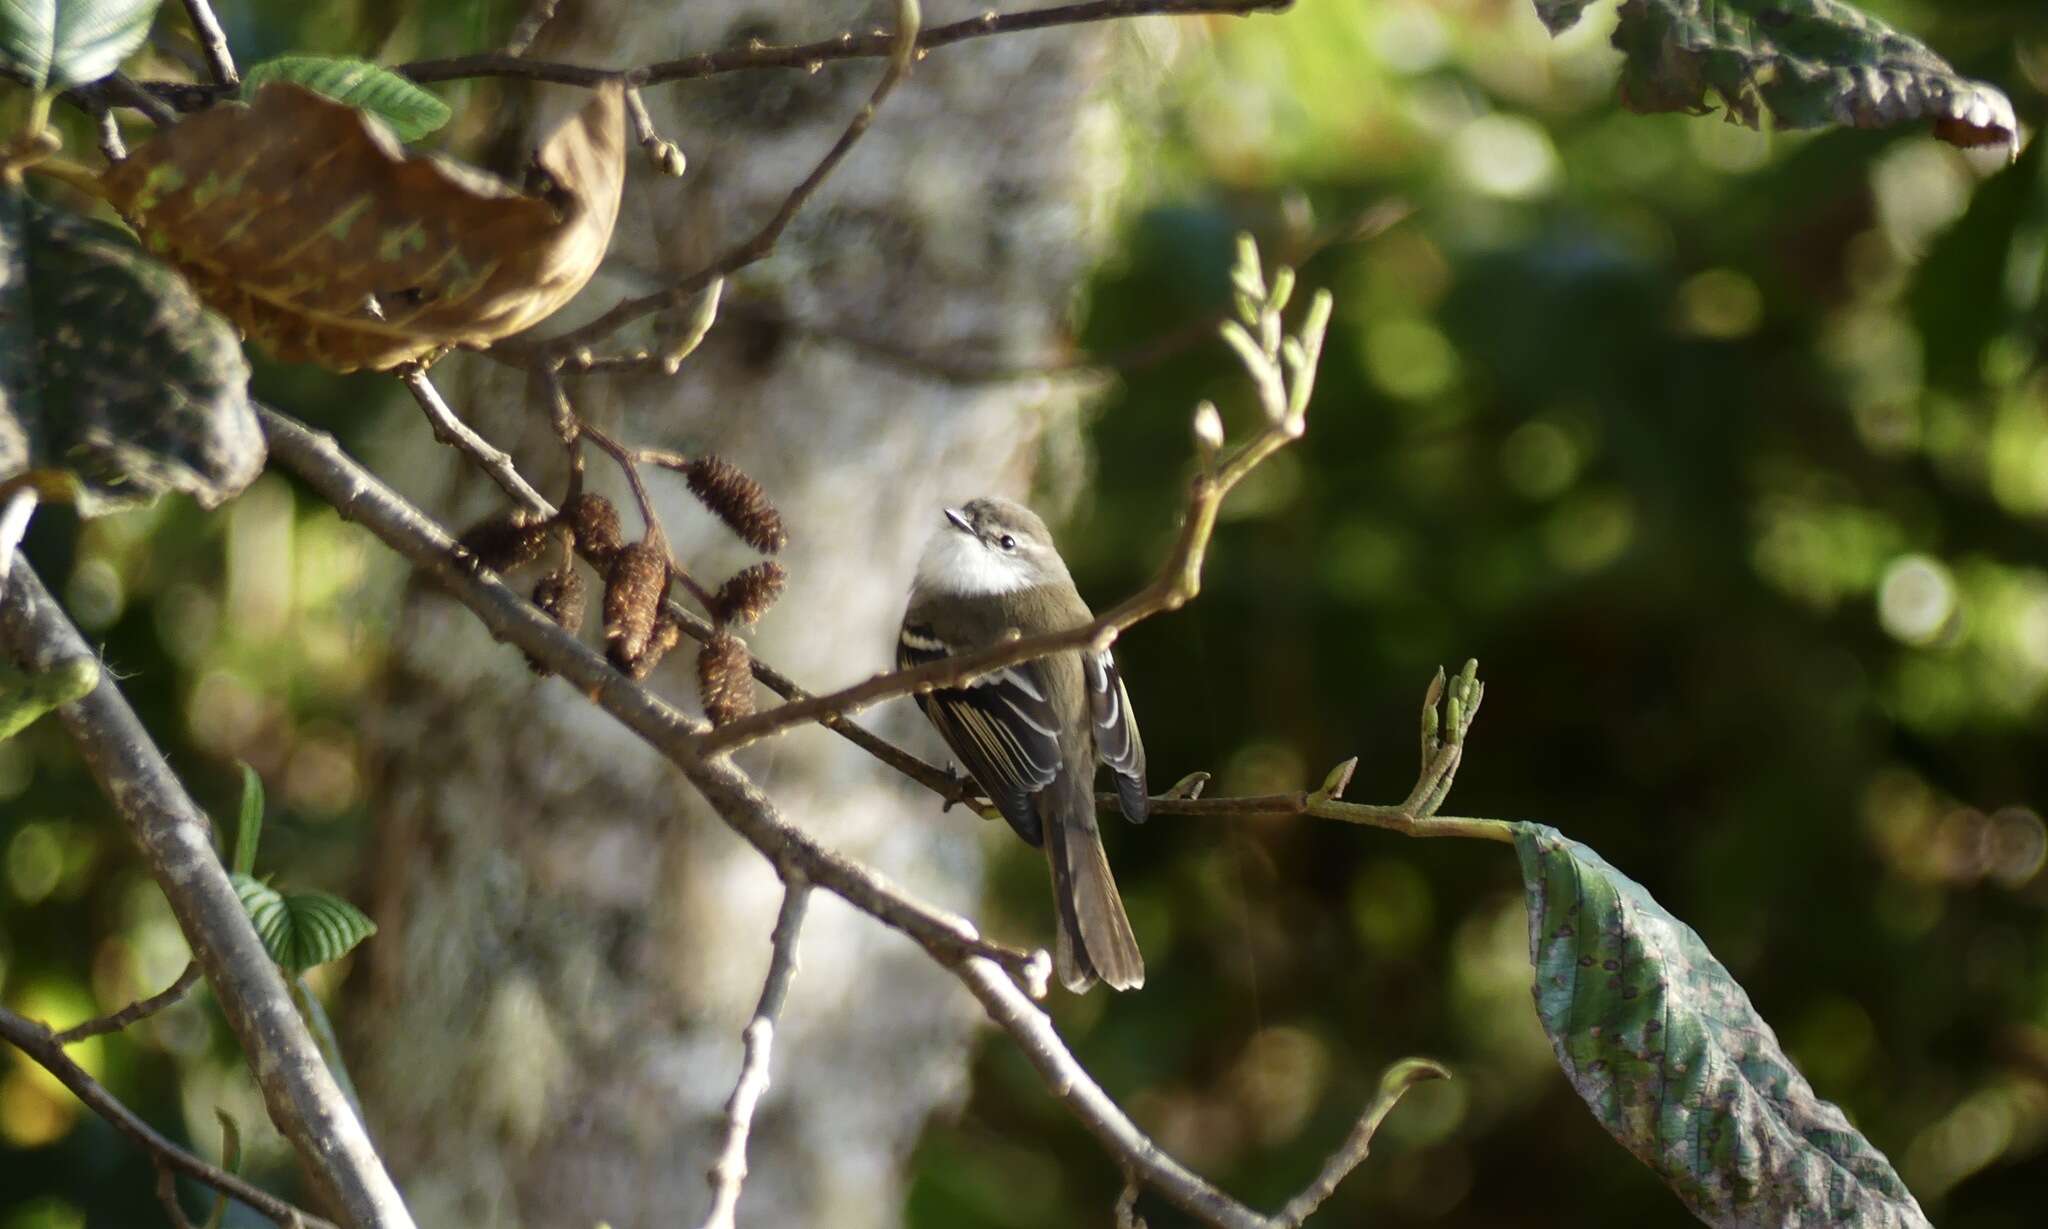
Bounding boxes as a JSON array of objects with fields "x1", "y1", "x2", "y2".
[
  {"x1": 398, "y1": 1, "x2": 1291, "y2": 89},
  {"x1": 179, "y1": 0, "x2": 239, "y2": 87},
  {"x1": 0, "y1": 999, "x2": 338, "y2": 1229},
  {"x1": 52, "y1": 961, "x2": 203, "y2": 1044},
  {"x1": 0, "y1": 565, "x2": 413, "y2": 1229},
  {"x1": 399, "y1": 366, "x2": 553, "y2": 514},
  {"x1": 1271, "y1": 1059, "x2": 1450, "y2": 1228},
  {"x1": 698, "y1": 876, "x2": 812, "y2": 1229},
  {"x1": 521, "y1": 0, "x2": 924, "y2": 357}
]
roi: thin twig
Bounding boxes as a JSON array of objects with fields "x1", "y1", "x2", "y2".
[
  {"x1": 698, "y1": 876, "x2": 812, "y2": 1229},
  {"x1": 1271, "y1": 1059, "x2": 1451, "y2": 1228},
  {"x1": 54, "y1": 961, "x2": 203, "y2": 1044},
  {"x1": 399, "y1": 365, "x2": 552, "y2": 514},
  {"x1": 501, "y1": 0, "x2": 564, "y2": 56},
  {"x1": 523, "y1": 0, "x2": 925, "y2": 358},
  {"x1": 0, "y1": 566, "x2": 414, "y2": 1229},
  {"x1": 0, "y1": 1005, "x2": 340, "y2": 1229},
  {"x1": 94, "y1": 107, "x2": 127, "y2": 161},
  {"x1": 398, "y1": 1, "x2": 1291, "y2": 89},
  {"x1": 179, "y1": 0, "x2": 240, "y2": 86}
]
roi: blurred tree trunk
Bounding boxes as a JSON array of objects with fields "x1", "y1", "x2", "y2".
[{"x1": 351, "y1": 2, "x2": 1122, "y2": 1226}]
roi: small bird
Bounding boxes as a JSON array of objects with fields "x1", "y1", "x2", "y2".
[{"x1": 899, "y1": 497, "x2": 1149, "y2": 992}]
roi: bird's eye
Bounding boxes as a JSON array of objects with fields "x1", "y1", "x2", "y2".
[{"x1": 998, "y1": 534, "x2": 1017, "y2": 552}]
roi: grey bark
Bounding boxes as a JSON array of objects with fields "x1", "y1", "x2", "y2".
[{"x1": 351, "y1": 3, "x2": 1124, "y2": 1225}]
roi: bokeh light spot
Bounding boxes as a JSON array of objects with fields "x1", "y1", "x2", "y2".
[
  {"x1": 1877, "y1": 554, "x2": 1957, "y2": 646},
  {"x1": 1675, "y1": 268, "x2": 1763, "y2": 339},
  {"x1": 1449, "y1": 113, "x2": 1560, "y2": 200},
  {"x1": 1499, "y1": 418, "x2": 1582, "y2": 499},
  {"x1": 63, "y1": 558, "x2": 124, "y2": 633},
  {"x1": 1542, "y1": 489, "x2": 1635, "y2": 573},
  {"x1": 6, "y1": 824, "x2": 63, "y2": 906},
  {"x1": 1364, "y1": 316, "x2": 1458, "y2": 401}
]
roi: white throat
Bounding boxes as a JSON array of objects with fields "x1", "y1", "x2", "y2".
[{"x1": 914, "y1": 527, "x2": 1035, "y2": 599}]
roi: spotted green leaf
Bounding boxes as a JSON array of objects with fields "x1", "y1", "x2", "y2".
[
  {"x1": 1516, "y1": 824, "x2": 1930, "y2": 1228},
  {"x1": 1532, "y1": 0, "x2": 2015, "y2": 157},
  {"x1": 0, "y1": 0, "x2": 160, "y2": 90},
  {"x1": 231, "y1": 875, "x2": 378, "y2": 972},
  {"x1": 0, "y1": 191, "x2": 259, "y2": 517},
  {"x1": 241, "y1": 55, "x2": 451, "y2": 142}
]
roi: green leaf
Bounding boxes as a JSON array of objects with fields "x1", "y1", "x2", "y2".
[
  {"x1": 0, "y1": 0, "x2": 161, "y2": 90},
  {"x1": 0, "y1": 656, "x2": 97, "y2": 741},
  {"x1": 240, "y1": 55, "x2": 452, "y2": 141},
  {"x1": 231, "y1": 875, "x2": 378, "y2": 972},
  {"x1": 0, "y1": 191, "x2": 260, "y2": 517},
  {"x1": 232, "y1": 764, "x2": 263, "y2": 877},
  {"x1": 1515, "y1": 824, "x2": 1930, "y2": 1228},
  {"x1": 1533, "y1": 0, "x2": 2016, "y2": 156}
]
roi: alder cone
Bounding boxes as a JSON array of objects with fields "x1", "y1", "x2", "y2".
[
  {"x1": 560, "y1": 491, "x2": 624, "y2": 565},
  {"x1": 100, "y1": 82, "x2": 626, "y2": 372},
  {"x1": 602, "y1": 541, "x2": 667, "y2": 672},
  {"x1": 697, "y1": 632, "x2": 753, "y2": 727}
]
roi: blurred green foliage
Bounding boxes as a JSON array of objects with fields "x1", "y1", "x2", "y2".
[
  {"x1": 3, "y1": 1, "x2": 2046, "y2": 1228},
  {"x1": 913, "y1": 4, "x2": 2048, "y2": 1228}
]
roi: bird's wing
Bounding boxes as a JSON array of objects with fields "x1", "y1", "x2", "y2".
[
  {"x1": 1085, "y1": 649, "x2": 1148, "y2": 822},
  {"x1": 900, "y1": 622, "x2": 1059, "y2": 846}
]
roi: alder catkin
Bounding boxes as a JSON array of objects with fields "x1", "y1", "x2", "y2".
[
  {"x1": 458, "y1": 512, "x2": 552, "y2": 573},
  {"x1": 559, "y1": 492, "x2": 624, "y2": 565},
  {"x1": 709, "y1": 561, "x2": 787, "y2": 627},
  {"x1": 526, "y1": 567, "x2": 587, "y2": 675},
  {"x1": 623, "y1": 615, "x2": 683, "y2": 681},
  {"x1": 697, "y1": 632, "x2": 754, "y2": 727},
  {"x1": 603, "y1": 541, "x2": 668, "y2": 672},
  {"x1": 684, "y1": 455, "x2": 786, "y2": 554}
]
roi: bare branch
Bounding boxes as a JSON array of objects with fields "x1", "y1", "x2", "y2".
[
  {"x1": 399, "y1": 1, "x2": 1292, "y2": 89},
  {"x1": 699, "y1": 877, "x2": 812, "y2": 1229},
  {"x1": 53, "y1": 961, "x2": 203, "y2": 1044},
  {"x1": 525, "y1": 0, "x2": 925, "y2": 356},
  {"x1": 399, "y1": 365, "x2": 552, "y2": 516},
  {"x1": 0, "y1": 1004, "x2": 339, "y2": 1229},
  {"x1": 1272, "y1": 1059, "x2": 1451, "y2": 1229},
  {"x1": 0, "y1": 566, "x2": 413, "y2": 1229},
  {"x1": 501, "y1": 0, "x2": 564, "y2": 56},
  {"x1": 179, "y1": 0, "x2": 239, "y2": 87}
]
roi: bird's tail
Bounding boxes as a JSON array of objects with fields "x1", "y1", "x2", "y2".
[{"x1": 1045, "y1": 772, "x2": 1144, "y2": 993}]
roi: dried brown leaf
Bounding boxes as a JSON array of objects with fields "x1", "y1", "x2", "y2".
[{"x1": 101, "y1": 81, "x2": 626, "y2": 372}]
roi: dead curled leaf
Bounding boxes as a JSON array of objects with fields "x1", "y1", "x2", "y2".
[{"x1": 101, "y1": 81, "x2": 626, "y2": 372}]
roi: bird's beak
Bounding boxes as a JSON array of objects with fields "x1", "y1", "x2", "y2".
[{"x1": 944, "y1": 507, "x2": 973, "y2": 534}]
